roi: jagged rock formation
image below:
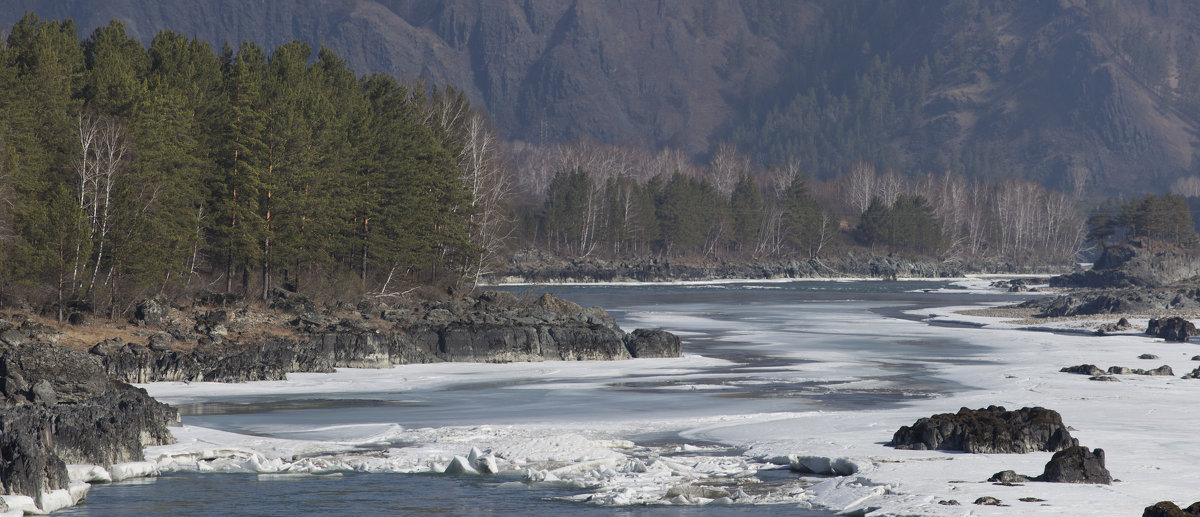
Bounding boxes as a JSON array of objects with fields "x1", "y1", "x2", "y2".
[
  {"x1": 1052, "y1": 241, "x2": 1200, "y2": 289},
  {"x1": 623, "y1": 329, "x2": 682, "y2": 358},
  {"x1": 0, "y1": 340, "x2": 178, "y2": 509},
  {"x1": 1147, "y1": 317, "x2": 1197, "y2": 342},
  {"x1": 1062, "y1": 364, "x2": 1174, "y2": 376},
  {"x1": 888, "y1": 406, "x2": 1078, "y2": 454},
  {"x1": 1107, "y1": 365, "x2": 1174, "y2": 376},
  {"x1": 95, "y1": 292, "x2": 682, "y2": 384},
  {"x1": 1145, "y1": 501, "x2": 1200, "y2": 517},
  {"x1": 1060, "y1": 364, "x2": 1105, "y2": 376},
  {"x1": 1037, "y1": 446, "x2": 1112, "y2": 484},
  {"x1": 988, "y1": 446, "x2": 1112, "y2": 485},
  {"x1": 1019, "y1": 288, "x2": 1200, "y2": 318}
]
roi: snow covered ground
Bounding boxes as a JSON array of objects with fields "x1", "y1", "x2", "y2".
[{"x1": 133, "y1": 276, "x2": 1198, "y2": 515}]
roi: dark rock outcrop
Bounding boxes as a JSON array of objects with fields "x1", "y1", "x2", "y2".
[
  {"x1": 1064, "y1": 363, "x2": 1172, "y2": 377},
  {"x1": 1106, "y1": 365, "x2": 1174, "y2": 376},
  {"x1": 1147, "y1": 317, "x2": 1196, "y2": 342},
  {"x1": 1051, "y1": 241, "x2": 1200, "y2": 289},
  {"x1": 623, "y1": 329, "x2": 682, "y2": 358},
  {"x1": 97, "y1": 293, "x2": 683, "y2": 384},
  {"x1": 1020, "y1": 287, "x2": 1200, "y2": 319},
  {"x1": 988, "y1": 470, "x2": 1030, "y2": 484},
  {"x1": 974, "y1": 496, "x2": 1003, "y2": 506},
  {"x1": 988, "y1": 446, "x2": 1112, "y2": 486},
  {"x1": 133, "y1": 298, "x2": 169, "y2": 326},
  {"x1": 1061, "y1": 364, "x2": 1104, "y2": 376},
  {"x1": 1144, "y1": 501, "x2": 1200, "y2": 517},
  {"x1": 888, "y1": 406, "x2": 1078, "y2": 454},
  {"x1": 1036, "y1": 446, "x2": 1112, "y2": 484},
  {"x1": 0, "y1": 342, "x2": 177, "y2": 506}
]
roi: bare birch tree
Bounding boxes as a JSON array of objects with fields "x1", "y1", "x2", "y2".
[
  {"x1": 707, "y1": 142, "x2": 749, "y2": 196},
  {"x1": 71, "y1": 112, "x2": 103, "y2": 291},
  {"x1": 458, "y1": 112, "x2": 513, "y2": 288},
  {"x1": 844, "y1": 159, "x2": 876, "y2": 214},
  {"x1": 876, "y1": 168, "x2": 905, "y2": 208},
  {"x1": 86, "y1": 117, "x2": 127, "y2": 295},
  {"x1": 1171, "y1": 175, "x2": 1200, "y2": 197}
]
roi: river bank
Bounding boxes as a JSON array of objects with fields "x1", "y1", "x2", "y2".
[{"x1": 488, "y1": 250, "x2": 1073, "y2": 283}]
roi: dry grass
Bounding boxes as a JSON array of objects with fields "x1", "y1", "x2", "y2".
[
  {"x1": 21, "y1": 304, "x2": 319, "y2": 354},
  {"x1": 957, "y1": 306, "x2": 1200, "y2": 328},
  {"x1": 29, "y1": 314, "x2": 142, "y2": 352}
]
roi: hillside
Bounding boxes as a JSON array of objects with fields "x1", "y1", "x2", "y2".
[{"x1": 2, "y1": 0, "x2": 1199, "y2": 194}]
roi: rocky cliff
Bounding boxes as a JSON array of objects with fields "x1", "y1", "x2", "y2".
[
  {"x1": 91, "y1": 291, "x2": 682, "y2": 384},
  {"x1": 0, "y1": 338, "x2": 178, "y2": 511}
]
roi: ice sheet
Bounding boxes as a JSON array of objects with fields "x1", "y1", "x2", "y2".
[{"x1": 134, "y1": 286, "x2": 1199, "y2": 515}]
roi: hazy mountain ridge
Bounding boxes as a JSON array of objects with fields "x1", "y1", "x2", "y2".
[{"x1": 3, "y1": 0, "x2": 1199, "y2": 194}]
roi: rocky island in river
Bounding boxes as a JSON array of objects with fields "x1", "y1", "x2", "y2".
[{"x1": 0, "y1": 289, "x2": 680, "y2": 513}]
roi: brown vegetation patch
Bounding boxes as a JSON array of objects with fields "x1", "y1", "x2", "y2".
[{"x1": 957, "y1": 306, "x2": 1200, "y2": 328}]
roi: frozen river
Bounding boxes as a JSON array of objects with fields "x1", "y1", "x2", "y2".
[{"x1": 55, "y1": 279, "x2": 1200, "y2": 515}]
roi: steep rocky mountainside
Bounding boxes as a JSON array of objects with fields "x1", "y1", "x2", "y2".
[
  {"x1": 3, "y1": 0, "x2": 1200, "y2": 193},
  {"x1": 0, "y1": 0, "x2": 801, "y2": 158}
]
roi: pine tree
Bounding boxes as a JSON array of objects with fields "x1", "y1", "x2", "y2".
[
  {"x1": 780, "y1": 175, "x2": 822, "y2": 257},
  {"x1": 82, "y1": 20, "x2": 148, "y2": 118},
  {"x1": 214, "y1": 41, "x2": 268, "y2": 294},
  {"x1": 729, "y1": 172, "x2": 762, "y2": 255}
]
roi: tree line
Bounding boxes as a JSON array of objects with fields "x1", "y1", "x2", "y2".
[
  {"x1": 0, "y1": 14, "x2": 509, "y2": 318},
  {"x1": 507, "y1": 139, "x2": 1088, "y2": 265}
]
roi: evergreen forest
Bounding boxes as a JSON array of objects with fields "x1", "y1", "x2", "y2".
[{"x1": 0, "y1": 14, "x2": 499, "y2": 317}]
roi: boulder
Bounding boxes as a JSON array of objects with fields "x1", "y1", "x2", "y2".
[
  {"x1": 1061, "y1": 364, "x2": 1104, "y2": 376},
  {"x1": 1147, "y1": 317, "x2": 1196, "y2": 342},
  {"x1": 268, "y1": 287, "x2": 314, "y2": 314},
  {"x1": 534, "y1": 293, "x2": 584, "y2": 318},
  {"x1": 147, "y1": 332, "x2": 174, "y2": 352},
  {"x1": 1144, "y1": 501, "x2": 1200, "y2": 517},
  {"x1": 988, "y1": 470, "x2": 1030, "y2": 484},
  {"x1": 624, "y1": 328, "x2": 682, "y2": 358},
  {"x1": 987, "y1": 447, "x2": 1112, "y2": 486},
  {"x1": 1144, "y1": 365, "x2": 1174, "y2": 376},
  {"x1": 475, "y1": 290, "x2": 520, "y2": 310},
  {"x1": 1106, "y1": 365, "x2": 1173, "y2": 376},
  {"x1": 1140, "y1": 353, "x2": 1160, "y2": 360},
  {"x1": 133, "y1": 298, "x2": 169, "y2": 327},
  {"x1": 1035, "y1": 446, "x2": 1112, "y2": 484},
  {"x1": 888, "y1": 406, "x2": 1078, "y2": 454}
]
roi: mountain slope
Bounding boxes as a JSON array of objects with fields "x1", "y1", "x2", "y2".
[{"x1": 2, "y1": 0, "x2": 1199, "y2": 194}]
